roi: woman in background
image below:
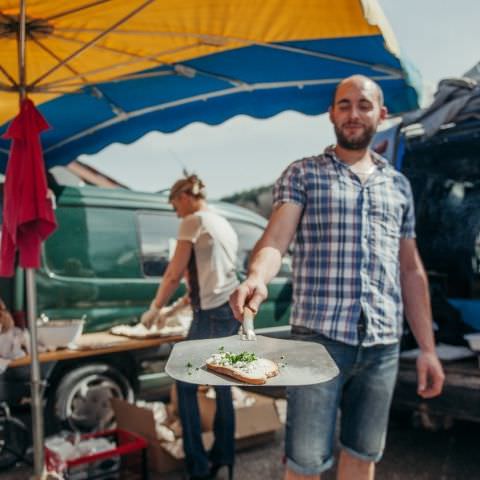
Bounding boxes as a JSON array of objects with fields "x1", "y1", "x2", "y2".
[{"x1": 142, "y1": 174, "x2": 239, "y2": 480}]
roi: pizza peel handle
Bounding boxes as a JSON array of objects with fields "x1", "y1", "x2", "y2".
[{"x1": 241, "y1": 306, "x2": 256, "y2": 341}]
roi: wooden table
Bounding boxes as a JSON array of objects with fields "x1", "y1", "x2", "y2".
[{"x1": 9, "y1": 331, "x2": 184, "y2": 368}]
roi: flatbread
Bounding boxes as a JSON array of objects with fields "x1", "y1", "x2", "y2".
[{"x1": 205, "y1": 352, "x2": 279, "y2": 385}]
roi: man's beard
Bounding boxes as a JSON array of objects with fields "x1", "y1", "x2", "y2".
[{"x1": 334, "y1": 123, "x2": 376, "y2": 150}]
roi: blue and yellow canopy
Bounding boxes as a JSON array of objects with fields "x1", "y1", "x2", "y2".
[{"x1": 0, "y1": 0, "x2": 419, "y2": 169}]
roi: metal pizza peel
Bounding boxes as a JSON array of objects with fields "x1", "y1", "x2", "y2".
[{"x1": 165, "y1": 308, "x2": 339, "y2": 386}]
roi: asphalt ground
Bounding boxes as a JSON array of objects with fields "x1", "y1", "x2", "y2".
[{"x1": 3, "y1": 410, "x2": 480, "y2": 479}]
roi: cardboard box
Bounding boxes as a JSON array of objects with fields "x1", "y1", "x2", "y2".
[
  {"x1": 113, "y1": 387, "x2": 282, "y2": 473},
  {"x1": 111, "y1": 398, "x2": 212, "y2": 474},
  {"x1": 170, "y1": 384, "x2": 282, "y2": 439},
  {"x1": 201, "y1": 390, "x2": 282, "y2": 439}
]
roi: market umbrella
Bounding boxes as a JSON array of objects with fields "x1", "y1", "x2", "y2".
[
  {"x1": 0, "y1": 3, "x2": 59, "y2": 477},
  {"x1": 0, "y1": 0, "x2": 420, "y2": 170},
  {"x1": 0, "y1": 1, "x2": 420, "y2": 477},
  {"x1": 0, "y1": 5, "x2": 58, "y2": 480}
]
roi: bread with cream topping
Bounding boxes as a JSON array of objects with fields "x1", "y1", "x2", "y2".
[{"x1": 205, "y1": 351, "x2": 279, "y2": 385}]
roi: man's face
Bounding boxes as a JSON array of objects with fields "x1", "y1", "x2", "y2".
[{"x1": 329, "y1": 79, "x2": 387, "y2": 150}]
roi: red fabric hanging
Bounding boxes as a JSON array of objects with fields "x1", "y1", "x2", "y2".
[{"x1": 0, "y1": 99, "x2": 57, "y2": 276}]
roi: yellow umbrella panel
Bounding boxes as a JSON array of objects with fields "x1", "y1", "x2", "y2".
[{"x1": 0, "y1": 0, "x2": 401, "y2": 125}]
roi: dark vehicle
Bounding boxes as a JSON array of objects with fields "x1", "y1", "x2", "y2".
[{"x1": 374, "y1": 79, "x2": 480, "y2": 426}]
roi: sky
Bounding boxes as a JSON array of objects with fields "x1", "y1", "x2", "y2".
[{"x1": 81, "y1": 0, "x2": 480, "y2": 199}]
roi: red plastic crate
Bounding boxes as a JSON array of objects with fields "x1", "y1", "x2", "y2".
[{"x1": 45, "y1": 428, "x2": 148, "y2": 479}]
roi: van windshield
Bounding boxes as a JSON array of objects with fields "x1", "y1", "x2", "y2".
[{"x1": 403, "y1": 129, "x2": 480, "y2": 299}]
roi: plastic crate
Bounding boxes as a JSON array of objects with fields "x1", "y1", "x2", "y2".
[{"x1": 45, "y1": 428, "x2": 148, "y2": 480}]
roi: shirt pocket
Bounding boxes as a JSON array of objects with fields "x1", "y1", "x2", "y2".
[{"x1": 369, "y1": 183, "x2": 404, "y2": 239}]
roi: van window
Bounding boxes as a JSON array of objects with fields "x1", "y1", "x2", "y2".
[
  {"x1": 230, "y1": 220, "x2": 292, "y2": 277},
  {"x1": 137, "y1": 212, "x2": 179, "y2": 277},
  {"x1": 44, "y1": 207, "x2": 141, "y2": 278}
]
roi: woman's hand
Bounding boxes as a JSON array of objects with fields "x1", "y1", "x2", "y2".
[{"x1": 140, "y1": 301, "x2": 160, "y2": 329}]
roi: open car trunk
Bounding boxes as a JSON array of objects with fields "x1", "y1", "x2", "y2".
[{"x1": 403, "y1": 120, "x2": 480, "y2": 304}]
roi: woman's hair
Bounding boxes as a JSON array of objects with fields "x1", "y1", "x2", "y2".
[{"x1": 168, "y1": 174, "x2": 206, "y2": 202}]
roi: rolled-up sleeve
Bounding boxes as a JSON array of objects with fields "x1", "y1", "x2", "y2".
[{"x1": 272, "y1": 161, "x2": 306, "y2": 209}]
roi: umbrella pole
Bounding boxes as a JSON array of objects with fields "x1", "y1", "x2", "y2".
[
  {"x1": 17, "y1": 0, "x2": 45, "y2": 477},
  {"x1": 26, "y1": 270, "x2": 45, "y2": 479}
]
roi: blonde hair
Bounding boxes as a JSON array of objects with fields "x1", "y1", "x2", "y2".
[{"x1": 168, "y1": 174, "x2": 206, "y2": 202}]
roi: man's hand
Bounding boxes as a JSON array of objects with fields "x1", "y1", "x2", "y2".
[
  {"x1": 229, "y1": 276, "x2": 268, "y2": 321},
  {"x1": 416, "y1": 351, "x2": 445, "y2": 398},
  {"x1": 140, "y1": 301, "x2": 160, "y2": 329}
]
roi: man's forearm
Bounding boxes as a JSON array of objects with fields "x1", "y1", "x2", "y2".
[
  {"x1": 247, "y1": 203, "x2": 302, "y2": 285},
  {"x1": 401, "y1": 269, "x2": 436, "y2": 353},
  {"x1": 248, "y1": 244, "x2": 284, "y2": 284}
]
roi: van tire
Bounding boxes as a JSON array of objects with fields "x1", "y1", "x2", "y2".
[{"x1": 47, "y1": 363, "x2": 134, "y2": 433}]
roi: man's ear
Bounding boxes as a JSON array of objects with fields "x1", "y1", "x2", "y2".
[
  {"x1": 379, "y1": 105, "x2": 388, "y2": 122},
  {"x1": 328, "y1": 105, "x2": 334, "y2": 124}
]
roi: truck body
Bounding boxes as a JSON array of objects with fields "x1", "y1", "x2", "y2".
[{"x1": 374, "y1": 91, "x2": 480, "y2": 425}]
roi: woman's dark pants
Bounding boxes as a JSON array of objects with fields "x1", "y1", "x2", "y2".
[{"x1": 177, "y1": 302, "x2": 240, "y2": 477}]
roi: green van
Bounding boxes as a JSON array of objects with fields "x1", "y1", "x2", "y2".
[{"x1": 0, "y1": 182, "x2": 291, "y2": 437}]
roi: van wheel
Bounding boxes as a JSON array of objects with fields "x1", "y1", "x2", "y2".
[{"x1": 48, "y1": 364, "x2": 134, "y2": 433}]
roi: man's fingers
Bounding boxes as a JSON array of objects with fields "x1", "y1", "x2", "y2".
[
  {"x1": 420, "y1": 367, "x2": 445, "y2": 399},
  {"x1": 247, "y1": 291, "x2": 265, "y2": 314},
  {"x1": 419, "y1": 383, "x2": 440, "y2": 399},
  {"x1": 230, "y1": 280, "x2": 267, "y2": 322},
  {"x1": 417, "y1": 362, "x2": 427, "y2": 396},
  {"x1": 229, "y1": 286, "x2": 249, "y2": 321},
  {"x1": 417, "y1": 355, "x2": 445, "y2": 399}
]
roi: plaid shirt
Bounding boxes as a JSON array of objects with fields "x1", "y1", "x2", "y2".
[{"x1": 273, "y1": 147, "x2": 416, "y2": 346}]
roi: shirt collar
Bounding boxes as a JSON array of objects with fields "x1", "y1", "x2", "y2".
[
  {"x1": 323, "y1": 145, "x2": 393, "y2": 187},
  {"x1": 324, "y1": 145, "x2": 388, "y2": 170}
]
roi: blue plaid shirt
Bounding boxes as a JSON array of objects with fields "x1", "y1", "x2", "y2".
[{"x1": 273, "y1": 147, "x2": 416, "y2": 346}]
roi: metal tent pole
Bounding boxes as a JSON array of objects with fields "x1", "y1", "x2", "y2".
[
  {"x1": 26, "y1": 270, "x2": 44, "y2": 479},
  {"x1": 17, "y1": 0, "x2": 45, "y2": 478}
]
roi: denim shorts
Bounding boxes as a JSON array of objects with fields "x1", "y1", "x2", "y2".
[{"x1": 285, "y1": 326, "x2": 400, "y2": 475}]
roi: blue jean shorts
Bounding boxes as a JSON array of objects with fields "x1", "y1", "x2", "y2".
[{"x1": 285, "y1": 327, "x2": 400, "y2": 475}]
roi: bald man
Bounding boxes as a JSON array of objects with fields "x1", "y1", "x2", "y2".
[{"x1": 230, "y1": 76, "x2": 444, "y2": 480}]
